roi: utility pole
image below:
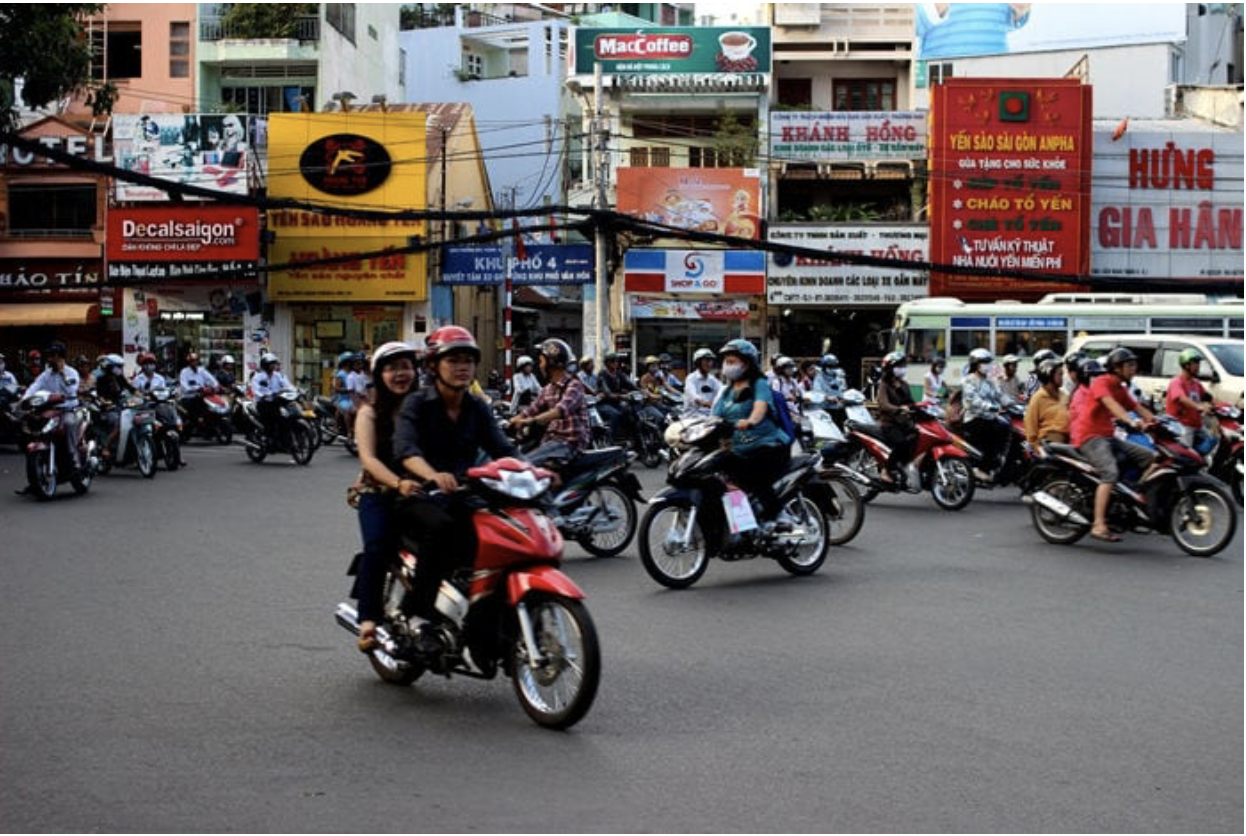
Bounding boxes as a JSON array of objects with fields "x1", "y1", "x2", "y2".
[{"x1": 591, "y1": 62, "x2": 609, "y2": 363}]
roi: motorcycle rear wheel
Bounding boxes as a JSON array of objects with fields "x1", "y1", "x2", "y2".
[
  {"x1": 70, "y1": 453, "x2": 93, "y2": 495},
  {"x1": 776, "y1": 495, "x2": 830, "y2": 576},
  {"x1": 638, "y1": 501, "x2": 709, "y2": 589},
  {"x1": 639, "y1": 431, "x2": 664, "y2": 469},
  {"x1": 846, "y1": 447, "x2": 881, "y2": 503},
  {"x1": 1030, "y1": 478, "x2": 1090, "y2": 545},
  {"x1": 26, "y1": 448, "x2": 56, "y2": 500},
  {"x1": 136, "y1": 436, "x2": 156, "y2": 479},
  {"x1": 1170, "y1": 484, "x2": 1236, "y2": 557},
  {"x1": 290, "y1": 421, "x2": 315, "y2": 465},
  {"x1": 512, "y1": 593, "x2": 600, "y2": 730},
  {"x1": 578, "y1": 484, "x2": 637, "y2": 558},
  {"x1": 930, "y1": 457, "x2": 974, "y2": 511},
  {"x1": 215, "y1": 424, "x2": 233, "y2": 445}
]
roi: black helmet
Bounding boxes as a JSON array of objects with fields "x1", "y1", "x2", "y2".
[
  {"x1": 538, "y1": 338, "x2": 573, "y2": 369},
  {"x1": 44, "y1": 341, "x2": 67, "y2": 358},
  {"x1": 1031, "y1": 349, "x2": 1059, "y2": 369},
  {"x1": 1036, "y1": 358, "x2": 1063, "y2": 385},
  {"x1": 1064, "y1": 351, "x2": 1086, "y2": 375},
  {"x1": 1104, "y1": 347, "x2": 1138, "y2": 372},
  {"x1": 1079, "y1": 358, "x2": 1106, "y2": 379}
]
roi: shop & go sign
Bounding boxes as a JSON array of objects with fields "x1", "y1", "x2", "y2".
[{"x1": 575, "y1": 27, "x2": 771, "y2": 74}]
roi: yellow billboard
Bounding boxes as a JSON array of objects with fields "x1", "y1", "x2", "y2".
[
  {"x1": 268, "y1": 238, "x2": 427, "y2": 302},
  {"x1": 267, "y1": 112, "x2": 427, "y2": 239}
]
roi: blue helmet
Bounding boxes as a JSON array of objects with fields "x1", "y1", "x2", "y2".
[
  {"x1": 819, "y1": 353, "x2": 840, "y2": 371},
  {"x1": 718, "y1": 338, "x2": 760, "y2": 367}
]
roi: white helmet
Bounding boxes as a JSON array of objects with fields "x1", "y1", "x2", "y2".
[
  {"x1": 371, "y1": 341, "x2": 417, "y2": 376},
  {"x1": 517, "y1": 355, "x2": 534, "y2": 370},
  {"x1": 776, "y1": 355, "x2": 796, "y2": 372},
  {"x1": 968, "y1": 348, "x2": 994, "y2": 370},
  {"x1": 220, "y1": 355, "x2": 236, "y2": 366},
  {"x1": 260, "y1": 353, "x2": 279, "y2": 369},
  {"x1": 693, "y1": 348, "x2": 715, "y2": 364}
]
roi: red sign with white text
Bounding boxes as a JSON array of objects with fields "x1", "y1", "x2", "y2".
[
  {"x1": 929, "y1": 78, "x2": 1092, "y2": 299},
  {"x1": 107, "y1": 204, "x2": 260, "y2": 263}
]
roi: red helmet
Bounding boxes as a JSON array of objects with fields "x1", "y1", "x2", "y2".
[
  {"x1": 425, "y1": 325, "x2": 480, "y2": 362},
  {"x1": 137, "y1": 352, "x2": 157, "y2": 366}
]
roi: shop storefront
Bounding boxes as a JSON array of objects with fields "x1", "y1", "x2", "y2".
[
  {"x1": 108, "y1": 204, "x2": 262, "y2": 377},
  {"x1": 767, "y1": 223, "x2": 929, "y2": 388},
  {"x1": 622, "y1": 249, "x2": 765, "y2": 374},
  {"x1": 0, "y1": 258, "x2": 112, "y2": 370}
]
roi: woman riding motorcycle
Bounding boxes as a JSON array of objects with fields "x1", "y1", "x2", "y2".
[
  {"x1": 710, "y1": 339, "x2": 792, "y2": 529},
  {"x1": 875, "y1": 350, "x2": 916, "y2": 485},
  {"x1": 961, "y1": 348, "x2": 1012, "y2": 480}
]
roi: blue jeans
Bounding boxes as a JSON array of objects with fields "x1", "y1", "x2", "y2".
[{"x1": 355, "y1": 491, "x2": 399, "y2": 624}]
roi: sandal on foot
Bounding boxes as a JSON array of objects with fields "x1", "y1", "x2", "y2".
[
  {"x1": 357, "y1": 624, "x2": 379, "y2": 653},
  {"x1": 1089, "y1": 530, "x2": 1122, "y2": 543}
]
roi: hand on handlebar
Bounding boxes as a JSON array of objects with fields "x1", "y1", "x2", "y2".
[{"x1": 427, "y1": 472, "x2": 459, "y2": 493}]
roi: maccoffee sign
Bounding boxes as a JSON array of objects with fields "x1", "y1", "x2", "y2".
[
  {"x1": 928, "y1": 78, "x2": 1093, "y2": 300},
  {"x1": 299, "y1": 134, "x2": 391, "y2": 196},
  {"x1": 574, "y1": 27, "x2": 770, "y2": 74},
  {"x1": 106, "y1": 205, "x2": 260, "y2": 282}
]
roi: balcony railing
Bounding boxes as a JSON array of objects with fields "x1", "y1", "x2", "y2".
[{"x1": 199, "y1": 15, "x2": 321, "y2": 42}]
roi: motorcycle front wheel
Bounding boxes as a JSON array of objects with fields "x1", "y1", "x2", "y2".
[
  {"x1": 136, "y1": 436, "x2": 156, "y2": 479},
  {"x1": 1170, "y1": 484, "x2": 1237, "y2": 557},
  {"x1": 512, "y1": 593, "x2": 600, "y2": 730},
  {"x1": 1030, "y1": 478, "x2": 1090, "y2": 545},
  {"x1": 290, "y1": 421, "x2": 315, "y2": 465},
  {"x1": 578, "y1": 484, "x2": 637, "y2": 558},
  {"x1": 811, "y1": 476, "x2": 865, "y2": 546},
  {"x1": 215, "y1": 423, "x2": 233, "y2": 445},
  {"x1": 845, "y1": 447, "x2": 881, "y2": 503},
  {"x1": 163, "y1": 436, "x2": 182, "y2": 472},
  {"x1": 26, "y1": 448, "x2": 56, "y2": 500},
  {"x1": 639, "y1": 429, "x2": 664, "y2": 469},
  {"x1": 245, "y1": 432, "x2": 267, "y2": 463},
  {"x1": 930, "y1": 457, "x2": 974, "y2": 511},
  {"x1": 638, "y1": 501, "x2": 709, "y2": 589}
]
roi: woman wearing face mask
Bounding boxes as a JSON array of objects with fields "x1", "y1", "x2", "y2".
[
  {"x1": 876, "y1": 351, "x2": 916, "y2": 485},
  {"x1": 711, "y1": 339, "x2": 792, "y2": 528}
]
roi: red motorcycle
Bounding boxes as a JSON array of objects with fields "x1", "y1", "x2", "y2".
[
  {"x1": 841, "y1": 399, "x2": 978, "y2": 510},
  {"x1": 335, "y1": 458, "x2": 601, "y2": 730}
]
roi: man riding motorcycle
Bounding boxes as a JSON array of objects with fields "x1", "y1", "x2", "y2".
[
  {"x1": 252, "y1": 353, "x2": 295, "y2": 438},
  {"x1": 961, "y1": 348, "x2": 1013, "y2": 481},
  {"x1": 510, "y1": 338, "x2": 590, "y2": 469},
  {"x1": 682, "y1": 348, "x2": 722, "y2": 418},
  {"x1": 179, "y1": 352, "x2": 220, "y2": 434},
  {"x1": 1166, "y1": 347, "x2": 1215, "y2": 455},
  {"x1": 216, "y1": 355, "x2": 239, "y2": 389},
  {"x1": 393, "y1": 326, "x2": 518, "y2": 644},
  {"x1": 94, "y1": 354, "x2": 136, "y2": 460},
  {"x1": 131, "y1": 352, "x2": 168, "y2": 393},
  {"x1": 596, "y1": 351, "x2": 637, "y2": 442},
  {"x1": 25, "y1": 342, "x2": 85, "y2": 471}
]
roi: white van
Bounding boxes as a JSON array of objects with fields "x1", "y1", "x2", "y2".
[{"x1": 1068, "y1": 334, "x2": 1243, "y2": 409}]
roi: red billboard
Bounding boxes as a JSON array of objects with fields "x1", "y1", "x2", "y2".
[
  {"x1": 107, "y1": 204, "x2": 260, "y2": 262},
  {"x1": 928, "y1": 78, "x2": 1092, "y2": 299}
]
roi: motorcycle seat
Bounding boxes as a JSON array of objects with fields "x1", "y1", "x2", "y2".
[
  {"x1": 847, "y1": 420, "x2": 885, "y2": 440},
  {"x1": 562, "y1": 446, "x2": 628, "y2": 475},
  {"x1": 1045, "y1": 442, "x2": 1088, "y2": 462}
]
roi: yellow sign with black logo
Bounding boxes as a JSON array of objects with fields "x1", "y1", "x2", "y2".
[{"x1": 267, "y1": 113, "x2": 427, "y2": 239}]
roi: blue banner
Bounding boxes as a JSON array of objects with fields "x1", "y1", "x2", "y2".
[{"x1": 440, "y1": 244, "x2": 593, "y2": 285}]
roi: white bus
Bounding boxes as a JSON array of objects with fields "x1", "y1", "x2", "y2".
[{"x1": 889, "y1": 293, "x2": 1244, "y2": 390}]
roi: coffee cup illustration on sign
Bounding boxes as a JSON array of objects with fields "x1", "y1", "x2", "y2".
[{"x1": 716, "y1": 31, "x2": 758, "y2": 71}]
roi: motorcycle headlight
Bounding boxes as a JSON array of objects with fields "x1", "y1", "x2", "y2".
[{"x1": 40, "y1": 416, "x2": 61, "y2": 434}]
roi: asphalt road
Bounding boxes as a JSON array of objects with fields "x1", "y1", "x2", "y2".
[{"x1": 0, "y1": 440, "x2": 1241, "y2": 833}]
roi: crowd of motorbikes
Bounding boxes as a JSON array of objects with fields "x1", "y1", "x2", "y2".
[
  {"x1": 6, "y1": 354, "x2": 1240, "y2": 731},
  {"x1": 0, "y1": 375, "x2": 346, "y2": 501}
]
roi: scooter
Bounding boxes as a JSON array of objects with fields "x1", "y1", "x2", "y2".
[
  {"x1": 17, "y1": 390, "x2": 97, "y2": 500},
  {"x1": 98, "y1": 393, "x2": 159, "y2": 479},
  {"x1": 1206, "y1": 403, "x2": 1243, "y2": 505},
  {"x1": 638, "y1": 416, "x2": 830, "y2": 589},
  {"x1": 146, "y1": 386, "x2": 184, "y2": 472},
  {"x1": 334, "y1": 458, "x2": 601, "y2": 730},
  {"x1": 840, "y1": 395, "x2": 978, "y2": 511}
]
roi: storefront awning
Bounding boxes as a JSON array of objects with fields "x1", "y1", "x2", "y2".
[{"x1": 0, "y1": 302, "x2": 100, "y2": 327}]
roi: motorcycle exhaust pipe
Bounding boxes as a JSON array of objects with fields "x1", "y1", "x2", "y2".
[
  {"x1": 335, "y1": 602, "x2": 398, "y2": 651},
  {"x1": 1030, "y1": 490, "x2": 1090, "y2": 526}
]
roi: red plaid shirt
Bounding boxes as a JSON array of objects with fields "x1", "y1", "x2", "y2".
[{"x1": 522, "y1": 374, "x2": 590, "y2": 451}]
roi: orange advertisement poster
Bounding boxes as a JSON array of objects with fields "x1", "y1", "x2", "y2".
[{"x1": 616, "y1": 167, "x2": 762, "y2": 240}]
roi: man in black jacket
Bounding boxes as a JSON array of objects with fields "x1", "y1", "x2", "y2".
[{"x1": 393, "y1": 326, "x2": 517, "y2": 624}]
